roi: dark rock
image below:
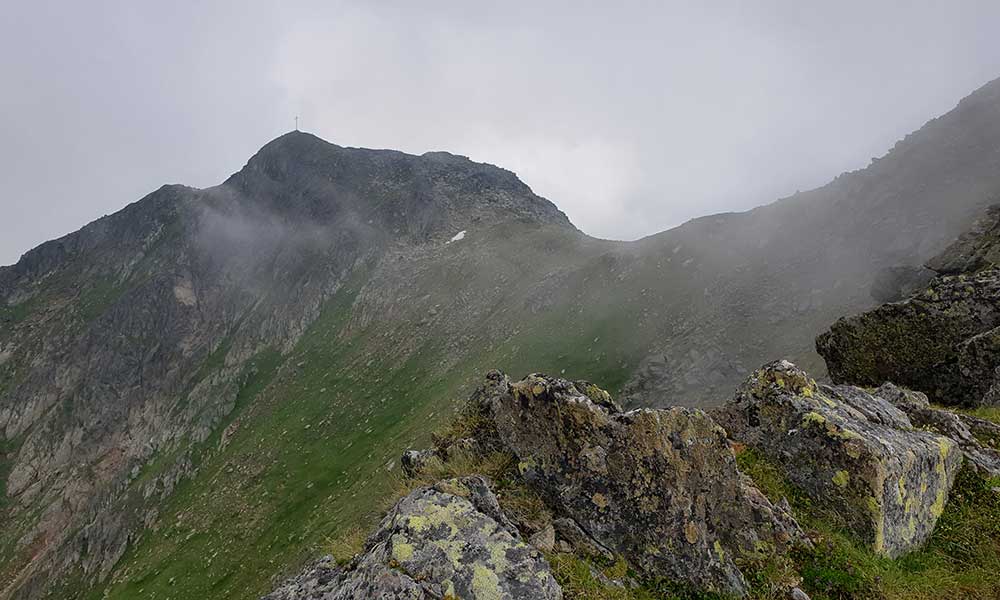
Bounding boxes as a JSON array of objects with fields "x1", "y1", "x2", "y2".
[
  {"x1": 714, "y1": 361, "x2": 963, "y2": 558},
  {"x1": 551, "y1": 517, "x2": 614, "y2": 562},
  {"x1": 472, "y1": 372, "x2": 808, "y2": 597},
  {"x1": 818, "y1": 205, "x2": 1000, "y2": 407},
  {"x1": 817, "y1": 267, "x2": 1000, "y2": 406},
  {"x1": 400, "y1": 450, "x2": 439, "y2": 479}
]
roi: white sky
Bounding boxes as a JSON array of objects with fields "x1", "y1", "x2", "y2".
[{"x1": 3, "y1": 1, "x2": 1000, "y2": 265}]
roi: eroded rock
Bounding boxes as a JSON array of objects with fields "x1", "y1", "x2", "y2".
[{"x1": 714, "y1": 361, "x2": 963, "y2": 558}]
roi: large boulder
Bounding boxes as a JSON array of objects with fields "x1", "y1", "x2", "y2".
[
  {"x1": 470, "y1": 371, "x2": 806, "y2": 597},
  {"x1": 714, "y1": 361, "x2": 964, "y2": 558},
  {"x1": 264, "y1": 476, "x2": 562, "y2": 600},
  {"x1": 817, "y1": 268, "x2": 1000, "y2": 406}
]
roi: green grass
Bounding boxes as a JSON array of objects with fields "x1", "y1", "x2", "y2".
[
  {"x1": 964, "y1": 407, "x2": 1000, "y2": 424},
  {"x1": 737, "y1": 448, "x2": 1000, "y2": 600},
  {"x1": 89, "y1": 279, "x2": 479, "y2": 599}
]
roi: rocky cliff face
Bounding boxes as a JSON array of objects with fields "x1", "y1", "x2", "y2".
[{"x1": 4, "y1": 78, "x2": 1000, "y2": 599}]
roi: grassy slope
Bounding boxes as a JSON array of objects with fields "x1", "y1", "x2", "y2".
[{"x1": 86, "y1": 243, "x2": 643, "y2": 599}]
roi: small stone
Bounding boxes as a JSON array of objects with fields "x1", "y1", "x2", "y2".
[
  {"x1": 528, "y1": 524, "x2": 555, "y2": 552},
  {"x1": 789, "y1": 587, "x2": 811, "y2": 600}
]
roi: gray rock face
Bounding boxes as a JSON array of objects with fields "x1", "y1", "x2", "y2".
[
  {"x1": 470, "y1": 372, "x2": 807, "y2": 597},
  {"x1": 875, "y1": 383, "x2": 1000, "y2": 477},
  {"x1": 264, "y1": 476, "x2": 561, "y2": 600},
  {"x1": 714, "y1": 361, "x2": 963, "y2": 558}
]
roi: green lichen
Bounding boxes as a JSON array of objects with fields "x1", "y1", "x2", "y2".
[
  {"x1": 391, "y1": 536, "x2": 415, "y2": 562},
  {"x1": 832, "y1": 470, "x2": 850, "y2": 488},
  {"x1": 801, "y1": 412, "x2": 827, "y2": 428},
  {"x1": 472, "y1": 563, "x2": 501, "y2": 598}
]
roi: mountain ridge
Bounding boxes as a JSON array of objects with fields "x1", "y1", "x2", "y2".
[{"x1": 2, "y1": 76, "x2": 1000, "y2": 598}]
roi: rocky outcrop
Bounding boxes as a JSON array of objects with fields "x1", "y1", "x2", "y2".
[
  {"x1": 714, "y1": 361, "x2": 963, "y2": 558},
  {"x1": 265, "y1": 476, "x2": 561, "y2": 600},
  {"x1": 408, "y1": 371, "x2": 807, "y2": 597},
  {"x1": 817, "y1": 205, "x2": 1000, "y2": 407},
  {"x1": 873, "y1": 383, "x2": 1000, "y2": 477}
]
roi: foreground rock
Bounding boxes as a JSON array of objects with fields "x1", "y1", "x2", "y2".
[
  {"x1": 466, "y1": 371, "x2": 807, "y2": 597},
  {"x1": 714, "y1": 361, "x2": 963, "y2": 558},
  {"x1": 265, "y1": 476, "x2": 561, "y2": 600},
  {"x1": 818, "y1": 205, "x2": 1000, "y2": 407}
]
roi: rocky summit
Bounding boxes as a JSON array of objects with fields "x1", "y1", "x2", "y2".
[{"x1": 2, "y1": 79, "x2": 1000, "y2": 599}]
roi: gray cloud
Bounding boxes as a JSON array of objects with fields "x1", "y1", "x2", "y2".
[{"x1": 3, "y1": 1, "x2": 1000, "y2": 264}]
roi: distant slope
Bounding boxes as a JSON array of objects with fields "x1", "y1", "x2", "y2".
[{"x1": 1, "y1": 77, "x2": 1000, "y2": 598}]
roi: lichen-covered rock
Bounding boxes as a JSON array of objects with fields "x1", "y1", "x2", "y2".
[
  {"x1": 816, "y1": 267, "x2": 1000, "y2": 406},
  {"x1": 264, "y1": 476, "x2": 561, "y2": 600},
  {"x1": 714, "y1": 361, "x2": 963, "y2": 558},
  {"x1": 471, "y1": 372, "x2": 807, "y2": 597},
  {"x1": 875, "y1": 383, "x2": 1000, "y2": 477}
]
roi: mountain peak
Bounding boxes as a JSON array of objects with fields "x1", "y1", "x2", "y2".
[{"x1": 223, "y1": 131, "x2": 573, "y2": 235}]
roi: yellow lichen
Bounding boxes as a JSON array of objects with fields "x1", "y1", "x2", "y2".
[
  {"x1": 801, "y1": 412, "x2": 827, "y2": 427},
  {"x1": 931, "y1": 487, "x2": 947, "y2": 518},
  {"x1": 472, "y1": 563, "x2": 501, "y2": 598},
  {"x1": 713, "y1": 539, "x2": 726, "y2": 562},
  {"x1": 866, "y1": 496, "x2": 886, "y2": 555},
  {"x1": 392, "y1": 536, "x2": 415, "y2": 562},
  {"x1": 591, "y1": 492, "x2": 609, "y2": 509},
  {"x1": 832, "y1": 470, "x2": 851, "y2": 488}
]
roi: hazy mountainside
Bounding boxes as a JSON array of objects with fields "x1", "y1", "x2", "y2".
[{"x1": 1, "y1": 77, "x2": 1000, "y2": 598}]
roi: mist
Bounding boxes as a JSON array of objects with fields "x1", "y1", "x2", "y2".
[{"x1": 3, "y1": 1, "x2": 1000, "y2": 265}]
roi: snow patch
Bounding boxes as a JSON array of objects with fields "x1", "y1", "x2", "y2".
[{"x1": 447, "y1": 230, "x2": 467, "y2": 243}]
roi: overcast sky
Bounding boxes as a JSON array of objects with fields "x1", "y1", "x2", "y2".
[{"x1": 2, "y1": 1, "x2": 1000, "y2": 265}]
